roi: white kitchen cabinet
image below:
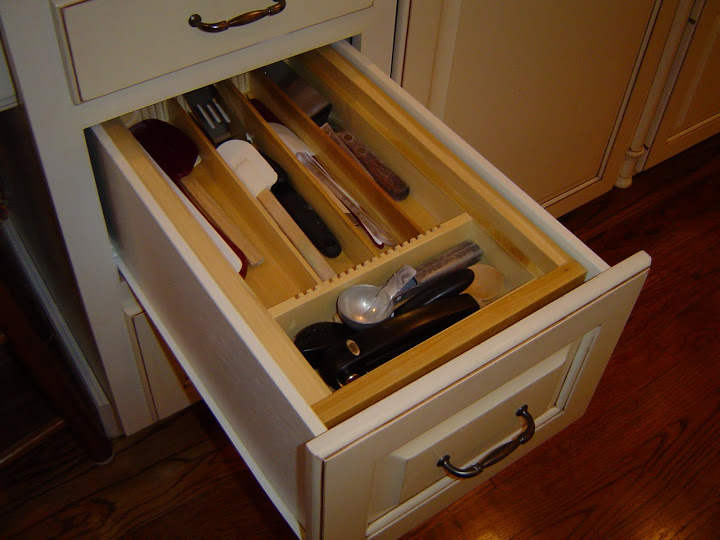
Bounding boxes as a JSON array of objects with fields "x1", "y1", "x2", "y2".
[
  {"x1": 0, "y1": 1, "x2": 649, "y2": 538},
  {"x1": 642, "y1": 0, "x2": 720, "y2": 168},
  {"x1": 397, "y1": 0, "x2": 720, "y2": 215}
]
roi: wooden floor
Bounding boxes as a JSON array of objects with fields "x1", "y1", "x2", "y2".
[{"x1": 2, "y1": 134, "x2": 719, "y2": 539}]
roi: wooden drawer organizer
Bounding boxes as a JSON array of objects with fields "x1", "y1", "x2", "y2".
[{"x1": 98, "y1": 46, "x2": 586, "y2": 428}]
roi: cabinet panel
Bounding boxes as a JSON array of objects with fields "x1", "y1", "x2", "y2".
[
  {"x1": 401, "y1": 0, "x2": 658, "y2": 207},
  {"x1": 122, "y1": 288, "x2": 201, "y2": 422},
  {"x1": 368, "y1": 342, "x2": 574, "y2": 521},
  {"x1": 646, "y1": 0, "x2": 720, "y2": 167},
  {"x1": 84, "y1": 40, "x2": 644, "y2": 539}
]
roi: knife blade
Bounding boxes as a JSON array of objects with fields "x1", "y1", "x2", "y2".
[{"x1": 268, "y1": 122, "x2": 397, "y2": 247}]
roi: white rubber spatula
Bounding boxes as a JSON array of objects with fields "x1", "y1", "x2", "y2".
[
  {"x1": 217, "y1": 139, "x2": 336, "y2": 280},
  {"x1": 130, "y1": 118, "x2": 262, "y2": 268}
]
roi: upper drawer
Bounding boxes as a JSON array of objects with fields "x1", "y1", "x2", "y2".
[{"x1": 51, "y1": 0, "x2": 373, "y2": 102}]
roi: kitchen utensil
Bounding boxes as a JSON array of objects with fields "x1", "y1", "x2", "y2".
[
  {"x1": 466, "y1": 263, "x2": 504, "y2": 300},
  {"x1": 337, "y1": 265, "x2": 416, "y2": 330},
  {"x1": 130, "y1": 119, "x2": 263, "y2": 266},
  {"x1": 217, "y1": 139, "x2": 338, "y2": 279},
  {"x1": 293, "y1": 321, "x2": 353, "y2": 368},
  {"x1": 247, "y1": 100, "x2": 364, "y2": 231},
  {"x1": 395, "y1": 241, "x2": 484, "y2": 301},
  {"x1": 266, "y1": 156, "x2": 342, "y2": 260},
  {"x1": 317, "y1": 294, "x2": 480, "y2": 388},
  {"x1": 332, "y1": 126, "x2": 410, "y2": 201},
  {"x1": 261, "y1": 61, "x2": 331, "y2": 124},
  {"x1": 183, "y1": 85, "x2": 232, "y2": 146},
  {"x1": 267, "y1": 122, "x2": 396, "y2": 247},
  {"x1": 393, "y1": 267, "x2": 475, "y2": 316}
]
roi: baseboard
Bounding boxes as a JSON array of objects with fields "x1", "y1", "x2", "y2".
[{"x1": 1, "y1": 219, "x2": 121, "y2": 437}]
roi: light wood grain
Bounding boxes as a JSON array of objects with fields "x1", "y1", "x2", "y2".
[
  {"x1": 179, "y1": 175, "x2": 264, "y2": 266},
  {"x1": 102, "y1": 45, "x2": 590, "y2": 436},
  {"x1": 99, "y1": 118, "x2": 331, "y2": 405},
  {"x1": 313, "y1": 260, "x2": 587, "y2": 428},
  {"x1": 247, "y1": 69, "x2": 425, "y2": 243},
  {"x1": 256, "y1": 189, "x2": 337, "y2": 281},
  {"x1": 167, "y1": 99, "x2": 325, "y2": 302},
  {"x1": 215, "y1": 79, "x2": 380, "y2": 268},
  {"x1": 288, "y1": 46, "x2": 575, "y2": 275}
]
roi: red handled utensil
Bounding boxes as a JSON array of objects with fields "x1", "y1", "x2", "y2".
[{"x1": 130, "y1": 118, "x2": 263, "y2": 269}]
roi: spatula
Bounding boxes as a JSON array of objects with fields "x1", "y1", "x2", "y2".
[
  {"x1": 217, "y1": 139, "x2": 338, "y2": 280},
  {"x1": 130, "y1": 119, "x2": 264, "y2": 266},
  {"x1": 183, "y1": 85, "x2": 232, "y2": 146}
]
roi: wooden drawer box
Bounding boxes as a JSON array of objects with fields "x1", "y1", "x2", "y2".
[
  {"x1": 51, "y1": 0, "x2": 373, "y2": 102},
  {"x1": 87, "y1": 42, "x2": 650, "y2": 539}
]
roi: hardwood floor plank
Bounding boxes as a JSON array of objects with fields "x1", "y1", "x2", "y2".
[
  {"x1": 123, "y1": 475, "x2": 296, "y2": 540},
  {"x1": 0, "y1": 405, "x2": 235, "y2": 538},
  {"x1": 11, "y1": 437, "x2": 247, "y2": 539}
]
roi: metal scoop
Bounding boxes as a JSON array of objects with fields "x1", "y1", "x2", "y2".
[{"x1": 337, "y1": 265, "x2": 416, "y2": 330}]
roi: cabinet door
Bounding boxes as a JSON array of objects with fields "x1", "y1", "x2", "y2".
[
  {"x1": 645, "y1": 0, "x2": 720, "y2": 167},
  {"x1": 400, "y1": 0, "x2": 658, "y2": 209}
]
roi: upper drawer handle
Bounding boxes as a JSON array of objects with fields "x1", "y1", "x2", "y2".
[
  {"x1": 437, "y1": 405, "x2": 535, "y2": 479},
  {"x1": 188, "y1": 1, "x2": 287, "y2": 33}
]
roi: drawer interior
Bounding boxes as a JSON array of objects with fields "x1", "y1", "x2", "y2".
[{"x1": 92, "y1": 46, "x2": 586, "y2": 428}]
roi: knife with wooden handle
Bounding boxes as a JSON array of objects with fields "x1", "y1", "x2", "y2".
[{"x1": 327, "y1": 125, "x2": 410, "y2": 201}]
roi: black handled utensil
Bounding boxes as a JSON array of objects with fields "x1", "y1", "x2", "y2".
[
  {"x1": 393, "y1": 267, "x2": 475, "y2": 316},
  {"x1": 317, "y1": 294, "x2": 480, "y2": 388}
]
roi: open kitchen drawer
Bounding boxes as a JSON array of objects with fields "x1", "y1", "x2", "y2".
[{"x1": 87, "y1": 41, "x2": 650, "y2": 539}]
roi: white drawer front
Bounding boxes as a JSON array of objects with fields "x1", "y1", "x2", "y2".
[
  {"x1": 308, "y1": 260, "x2": 648, "y2": 540},
  {"x1": 53, "y1": 0, "x2": 373, "y2": 101},
  {"x1": 376, "y1": 342, "x2": 574, "y2": 519}
]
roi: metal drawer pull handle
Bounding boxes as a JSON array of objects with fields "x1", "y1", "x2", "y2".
[
  {"x1": 188, "y1": 1, "x2": 287, "y2": 33},
  {"x1": 437, "y1": 405, "x2": 535, "y2": 479}
]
